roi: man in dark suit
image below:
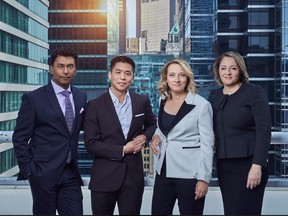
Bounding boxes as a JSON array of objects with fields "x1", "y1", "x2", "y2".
[
  {"x1": 12, "y1": 47, "x2": 87, "y2": 215},
  {"x1": 84, "y1": 55, "x2": 157, "y2": 215}
]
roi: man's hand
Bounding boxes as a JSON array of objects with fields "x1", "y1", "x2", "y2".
[{"x1": 124, "y1": 135, "x2": 147, "y2": 154}]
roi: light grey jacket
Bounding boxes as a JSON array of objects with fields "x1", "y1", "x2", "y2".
[{"x1": 154, "y1": 92, "x2": 214, "y2": 183}]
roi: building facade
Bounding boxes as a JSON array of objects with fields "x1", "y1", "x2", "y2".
[
  {"x1": 49, "y1": 0, "x2": 119, "y2": 100},
  {"x1": 119, "y1": 0, "x2": 127, "y2": 54},
  {"x1": 141, "y1": 0, "x2": 176, "y2": 52},
  {"x1": 0, "y1": 0, "x2": 49, "y2": 177}
]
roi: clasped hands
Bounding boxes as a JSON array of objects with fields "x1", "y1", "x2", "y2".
[{"x1": 124, "y1": 134, "x2": 147, "y2": 154}]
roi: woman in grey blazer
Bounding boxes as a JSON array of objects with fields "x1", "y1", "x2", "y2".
[{"x1": 151, "y1": 58, "x2": 214, "y2": 215}]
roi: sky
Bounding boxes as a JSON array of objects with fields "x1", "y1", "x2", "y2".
[{"x1": 126, "y1": 0, "x2": 136, "y2": 38}]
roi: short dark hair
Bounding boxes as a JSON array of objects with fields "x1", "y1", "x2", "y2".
[
  {"x1": 50, "y1": 47, "x2": 78, "y2": 67},
  {"x1": 110, "y1": 55, "x2": 135, "y2": 73},
  {"x1": 213, "y1": 51, "x2": 249, "y2": 86}
]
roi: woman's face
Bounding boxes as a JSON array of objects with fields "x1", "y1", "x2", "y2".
[
  {"x1": 219, "y1": 56, "x2": 241, "y2": 87},
  {"x1": 166, "y1": 63, "x2": 187, "y2": 94}
]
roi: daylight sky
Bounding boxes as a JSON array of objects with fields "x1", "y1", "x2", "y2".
[{"x1": 126, "y1": 0, "x2": 136, "y2": 38}]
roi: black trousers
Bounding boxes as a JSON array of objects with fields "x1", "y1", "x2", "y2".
[
  {"x1": 91, "y1": 174, "x2": 144, "y2": 215},
  {"x1": 217, "y1": 157, "x2": 269, "y2": 215},
  {"x1": 151, "y1": 160, "x2": 205, "y2": 215},
  {"x1": 29, "y1": 163, "x2": 83, "y2": 215}
]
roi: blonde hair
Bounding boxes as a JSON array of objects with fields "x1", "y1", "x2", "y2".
[
  {"x1": 213, "y1": 51, "x2": 249, "y2": 86},
  {"x1": 158, "y1": 58, "x2": 197, "y2": 99}
]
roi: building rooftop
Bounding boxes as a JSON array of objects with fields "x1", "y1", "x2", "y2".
[{"x1": 1, "y1": 177, "x2": 288, "y2": 215}]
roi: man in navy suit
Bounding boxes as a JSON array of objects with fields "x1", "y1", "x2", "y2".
[
  {"x1": 84, "y1": 55, "x2": 157, "y2": 215},
  {"x1": 12, "y1": 47, "x2": 87, "y2": 215}
]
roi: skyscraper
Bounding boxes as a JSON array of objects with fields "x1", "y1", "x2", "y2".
[
  {"x1": 48, "y1": 0, "x2": 120, "y2": 100},
  {"x1": 178, "y1": 0, "x2": 215, "y2": 98},
  {"x1": 141, "y1": 0, "x2": 176, "y2": 52},
  {"x1": 119, "y1": 0, "x2": 127, "y2": 54}
]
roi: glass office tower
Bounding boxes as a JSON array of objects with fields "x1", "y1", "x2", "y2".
[
  {"x1": 178, "y1": 0, "x2": 215, "y2": 99},
  {"x1": 215, "y1": 0, "x2": 275, "y2": 125},
  {"x1": 0, "y1": 0, "x2": 49, "y2": 177},
  {"x1": 49, "y1": 0, "x2": 119, "y2": 100}
]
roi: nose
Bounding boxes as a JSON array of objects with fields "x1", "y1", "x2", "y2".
[
  {"x1": 175, "y1": 75, "x2": 180, "y2": 82},
  {"x1": 224, "y1": 69, "x2": 231, "y2": 75},
  {"x1": 62, "y1": 66, "x2": 69, "y2": 74},
  {"x1": 119, "y1": 72, "x2": 126, "y2": 79}
]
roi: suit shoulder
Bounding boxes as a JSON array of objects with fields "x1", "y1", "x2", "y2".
[
  {"x1": 194, "y1": 94, "x2": 208, "y2": 102},
  {"x1": 130, "y1": 92, "x2": 149, "y2": 101},
  {"x1": 242, "y1": 82, "x2": 266, "y2": 96},
  {"x1": 24, "y1": 85, "x2": 47, "y2": 98},
  {"x1": 193, "y1": 94, "x2": 212, "y2": 109},
  {"x1": 72, "y1": 86, "x2": 86, "y2": 95},
  {"x1": 209, "y1": 88, "x2": 222, "y2": 96},
  {"x1": 208, "y1": 87, "x2": 222, "y2": 101},
  {"x1": 245, "y1": 82, "x2": 264, "y2": 91},
  {"x1": 87, "y1": 92, "x2": 108, "y2": 105}
]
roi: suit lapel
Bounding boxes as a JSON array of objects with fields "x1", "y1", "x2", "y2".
[
  {"x1": 158, "y1": 94, "x2": 195, "y2": 136},
  {"x1": 71, "y1": 86, "x2": 81, "y2": 134},
  {"x1": 171, "y1": 102, "x2": 195, "y2": 129},
  {"x1": 127, "y1": 92, "x2": 137, "y2": 139},
  {"x1": 104, "y1": 92, "x2": 126, "y2": 140}
]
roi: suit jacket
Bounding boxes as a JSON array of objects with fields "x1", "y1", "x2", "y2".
[
  {"x1": 84, "y1": 91, "x2": 157, "y2": 192},
  {"x1": 208, "y1": 82, "x2": 271, "y2": 167},
  {"x1": 12, "y1": 82, "x2": 87, "y2": 187},
  {"x1": 154, "y1": 92, "x2": 214, "y2": 183}
]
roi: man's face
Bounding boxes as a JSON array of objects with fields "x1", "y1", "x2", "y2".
[
  {"x1": 50, "y1": 56, "x2": 77, "y2": 89},
  {"x1": 108, "y1": 62, "x2": 134, "y2": 94}
]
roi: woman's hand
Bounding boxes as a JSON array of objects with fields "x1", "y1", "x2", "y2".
[
  {"x1": 151, "y1": 135, "x2": 161, "y2": 155},
  {"x1": 195, "y1": 180, "x2": 208, "y2": 200},
  {"x1": 247, "y1": 164, "x2": 262, "y2": 189}
]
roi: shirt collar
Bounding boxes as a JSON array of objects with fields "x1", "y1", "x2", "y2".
[
  {"x1": 51, "y1": 79, "x2": 72, "y2": 94},
  {"x1": 109, "y1": 88, "x2": 130, "y2": 104}
]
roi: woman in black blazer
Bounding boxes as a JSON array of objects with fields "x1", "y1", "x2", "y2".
[{"x1": 208, "y1": 51, "x2": 271, "y2": 215}]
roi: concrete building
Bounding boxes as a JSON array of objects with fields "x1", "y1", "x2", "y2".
[{"x1": 141, "y1": 0, "x2": 176, "y2": 52}]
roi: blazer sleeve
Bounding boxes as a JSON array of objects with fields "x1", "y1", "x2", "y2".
[
  {"x1": 250, "y1": 85, "x2": 271, "y2": 166},
  {"x1": 197, "y1": 100, "x2": 214, "y2": 183},
  {"x1": 12, "y1": 93, "x2": 35, "y2": 178},
  {"x1": 142, "y1": 97, "x2": 157, "y2": 145}
]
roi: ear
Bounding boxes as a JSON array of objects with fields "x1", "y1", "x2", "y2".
[
  {"x1": 49, "y1": 66, "x2": 53, "y2": 75},
  {"x1": 108, "y1": 71, "x2": 112, "y2": 80}
]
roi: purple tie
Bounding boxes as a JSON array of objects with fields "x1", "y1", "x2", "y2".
[
  {"x1": 60, "y1": 90, "x2": 74, "y2": 133},
  {"x1": 60, "y1": 90, "x2": 74, "y2": 163}
]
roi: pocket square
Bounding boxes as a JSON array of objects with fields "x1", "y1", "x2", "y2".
[
  {"x1": 79, "y1": 108, "x2": 84, "y2": 114},
  {"x1": 135, "y1": 113, "x2": 144, "y2": 117}
]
